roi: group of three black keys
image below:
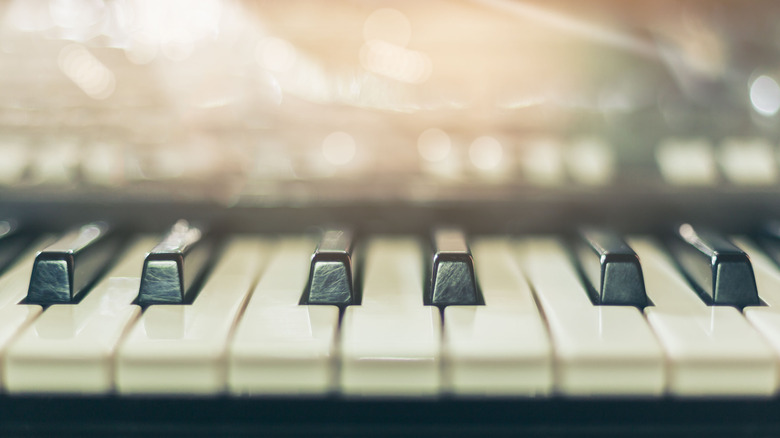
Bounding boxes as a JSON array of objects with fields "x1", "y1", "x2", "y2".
[{"x1": 15, "y1": 219, "x2": 771, "y2": 310}]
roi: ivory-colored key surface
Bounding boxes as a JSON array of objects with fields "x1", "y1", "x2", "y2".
[
  {"x1": 4, "y1": 237, "x2": 157, "y2": 394},
  {"x1": 229, "y1": 237, "x2": 340, "y2": 395},
  {"x1": 340, "y1": 238, "x2": 441, "y2": 396},
  {"x1": 443, "y1": 239, "x2": 551, "y2": 396},
  {"x1": 117, "y1": 237, "x2": 268, "y2": 395},
  {"x1": 734, "y1": 236, "x2": 780, "y2": 388},
  {"x1": 516, "y1": 238, "x2": 664, "y2": 396},
  {"x1": 629, "y1": 237, "x2": 777, "y2": 396},
  {"x1": 0, "y1": 236, "x2": 54, "y2": 309}
]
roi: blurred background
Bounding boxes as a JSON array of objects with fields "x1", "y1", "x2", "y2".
[{"x1": 0, "y1": 0, "x2": 778, "y2": 231}]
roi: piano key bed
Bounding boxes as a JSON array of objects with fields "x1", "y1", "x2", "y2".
[{"x1": 0, "y1": 219, "x2": 778, "y2": 435}]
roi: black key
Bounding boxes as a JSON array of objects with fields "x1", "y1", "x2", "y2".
[
  {"x1": 301, "y1": 229, "x2": 356, "y2": 306},
  {"x1": 668, "y1": 224, "x2": 759, "y2": 307},
  {"x1": 27, "y1": 222, "x2": 120, "y2": 304},
  {"x1": 756, "y1": 221, "x2": 780, "y2": 269},
  {"x1": 137, "y1": 220, "x2": 211, "y2": 305},
  {"x1": 0, "y1": 221, "x2": 34, "y2": 274},
  {"x1": 575, "y1": 228, "x2": 647, "y2": 307},
  {"x1": 426, "y1": 228, "x2": 480, "y2": 306}
]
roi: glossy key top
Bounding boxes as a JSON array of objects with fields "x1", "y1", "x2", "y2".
[
  {"x1": 301, "y1": 228, "x2": 356, "y2": 306},
  {"x1": 576, "y1": 228, "x2": 647, "y2": 307},
  {"x1": 137, "y1": 220, "x2": 211, "y2": 305},
  {"x1": 426, "y1": 228, "x2": 481, "y2": 306},
  {"x1": 26, "y1": 222, "x2": 120, "y2": 304},
  {"x1": 668, "y1": 224, "x2": 759, "y2": 307}
]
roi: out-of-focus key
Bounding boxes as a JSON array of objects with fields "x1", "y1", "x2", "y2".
[
  {"x1": 26, "y1": 222, "x2": 121, "y2": 304},
  {"x1": 443, "y1": 239, "x2": 551, "y2": 396},
  {"x1": 341, "y1": 238, "x2": 441, "y2": 396},
  {"x1": 118, "y1": 237, "x2": 269, "y2": 395},
  {"x1": 4, "y1": 237, "x2": 156, "y2": 394},
  {"x1": 576, "y1": 228, "x2": 647, "y2": 307},
  {"x1": 516, "y1": 238, "x2": 664, "y2": 396},
  {"x1": 301, "y1": 229, "x2": 356, "y2": 306},
  {"x1": 229, "y1": 237, "x2": 339, "y2": 395},
  {"x1": 668, "y1": 224, "x2": 759, "y2": 307},
  {"x1": 427, "y1": 228, "x2": 480, "y2": 306},
  {"x1": 137, "y1": 220, "x2": 210, "y2": 305},
  {"x1": 629, "y1": 237, "x2": 776, "y2": 396}
]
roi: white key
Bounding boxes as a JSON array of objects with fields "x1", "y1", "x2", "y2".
[
  {"x1": 736, "y1": 236, "x2": 780, "y2": 389},
  {"x1": 520, "y1": 137, "x2": 565, "y2": 186},
  {"x1": 656, "y1": 138, "x2": 717, "y2": 186},
  {"x1": 341, "y1": 238, "x2": 441, "y2": 396},
  {"x1": 4, "y1": 237, "x2": 156, "y2": 394},
  {"x1": 516, "y1": 238, "x2": 664, "y2": 396},
  {"x1": 0, "y1": 236, "x2": 54, "y2": 309},
  {"x1": 443, "y1": 239, "x2": 551, "y2": 396},
  {"x1": 0, "y1": 140, "x2": 29, "y2": 186},
  {"x1": 718, "y1": 138, "x2": 776, "y2": 185},
  {"x1": 629, "y1": 237, "x2": 776, "y2": 396},
  {"x1": 565, "y1": 137, "x2": 614, "y2": 186},
  {"x1": 229, "y1": 237, "x2": 340, "y2": 395},
  {"x1": 117, "y1": 237, "x2": 268, "y2": 395},
  {"x1": 732, "y1": 236, "x2": 780, "y2": 308}
]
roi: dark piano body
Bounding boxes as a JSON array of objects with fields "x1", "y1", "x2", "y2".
[{"x1": 2, "y1": 0, "x2": 780, "y2": 436}]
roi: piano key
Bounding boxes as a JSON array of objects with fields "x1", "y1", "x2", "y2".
[
  {"x1": 732, "y1": 236, "x2": 780, "y2": 307},
  {"x1": 733, "y1": 236, "x2": 780, "y2": 386},
  {"x1": 718, "y1": 137, "x2": 777, "y2": 185},
  {"x1": 26, "y1": 222, "x2": 121, "y2": 305},
  {"x1": 341, "y1": 238, "x2": 441, "y2": 396},
  {"x1": 655, "y1": 138, "x2": 717, "y2": 186},
  {"x1": 565, "y1": 137, "x2": 614, "y2": 186},
  {"x1": 301, "y1": 228, "x2": 356, "y2": 306},
  {"x1": 0, "y1": 221, "x2": 34, "y2": 274},
  {"x1": 137, "y1": 220, "x2": 210, "y2": 305},
  {"x1": 753, "y1": 221, "x2": 780, "y2": 277},
  {"x1": 427, "y1": 228, "x2": 480, "y2": 306},
  {"x1": 442, "y1": 239, "x2": 551, "y2": 396},
  {"x1": 628, "y1": 237, "x2": 777, "y2": 396},
  {"x1": 4, "y1": 237, "x2": 156, "y2": 394},
  {"x1": 575, "y1": 228, "x2": 647, "y2": 307},
  {"x1": 668, "y1": 224, "x2": 759, "y2": 307},
  {"x1": 228, "y1": 237, "x2": 340, "y2": 395},
  {"x1": 516, "y1": 238, "x2": 664, "y2": 396},
  {"x1": 0, "y1": 237, "x2": 55, "y2": 310},
  {"x1": 117, "y1": 237, "x2": 269, "y2": 395}
]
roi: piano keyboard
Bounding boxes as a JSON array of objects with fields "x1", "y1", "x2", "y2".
[{"x1": 1, "y1": 220, "x2": 780, "y2": 399}]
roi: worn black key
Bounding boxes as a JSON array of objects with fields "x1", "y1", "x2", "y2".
[
  {"x1": 426, "y1": 228, "x2": 480, "y2": 306},
  {"x1": 27, "y1": 222, "x2": 120, "y2": 304},
  {"x1": 0, "y1": 221, "x2": 34, "y2": 274},
  {"x1": 302, "y1": 229, "x2": 356, "y2": 306},
  {"x1": 575, "y1": 228, "x2": 647, "y2": 307},
  {"x1": 137, "y1": 220, "x2": 211, "y2": 305},
  {"x1": 668, "y1": 224, "x2": 759, "y2": 307}
]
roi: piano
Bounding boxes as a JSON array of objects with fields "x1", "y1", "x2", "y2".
[{"x1": 2, "y1": 0, "x2": 780, "y2": 436}]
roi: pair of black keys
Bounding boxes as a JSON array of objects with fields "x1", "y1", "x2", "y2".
[{"x1": 25, "y1": 220, "x2": 209, "y2": 306}]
